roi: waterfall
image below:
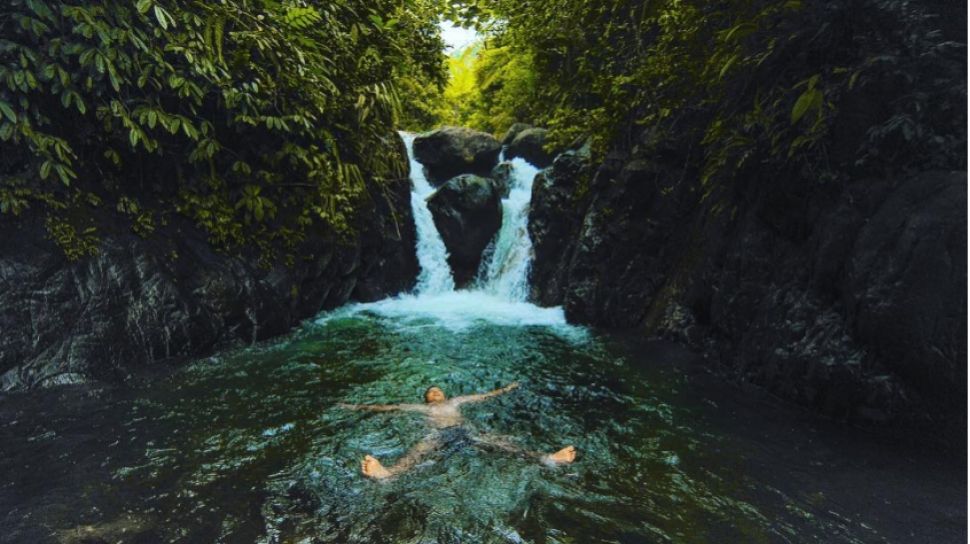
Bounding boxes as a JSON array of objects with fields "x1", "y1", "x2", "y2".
[
  {"x1": 401, "y1": 133, "x2": 455, "y2": 295},
  {"x1": 322, "y1": 134, "x2": 575, "y2": 334},
  {"x1": 400, "y1": 133, "x2": 539, "y2": 302},
  {"x1": 476, "y1": 156, "x2": 540, "y2": 301}
]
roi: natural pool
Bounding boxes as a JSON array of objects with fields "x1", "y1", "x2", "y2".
[
  {"x1": 0, "y1": 295, "x2": 963, "y2": 543},
  {"x1": 1, "y1": 135, "x2": 963, "y2": 544}
]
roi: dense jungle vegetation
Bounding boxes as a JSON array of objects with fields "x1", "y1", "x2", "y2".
[
  {"x1": 0, "y1": 0, "x2": 444, "y2": 260},
  {"x1": 1, "y1": 0, "x2": 965, "y2": 260},
  {"x1": 433, "y1": 0, "x2": 965, "y2": 181}
]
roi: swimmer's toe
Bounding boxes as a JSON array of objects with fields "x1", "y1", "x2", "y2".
[
  {"x1": 361, "y1": 455, "x2": 393, "y2": 479},
  {"x1": 544, "y1": 445, "x2": 577, "y2": 466}
]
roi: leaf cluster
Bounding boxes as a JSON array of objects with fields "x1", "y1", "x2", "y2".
[
  {"x1": 448, "y1": 0, "x2": 966, "y2": 184},
  {"x1": 0, "y1": 0, "x2": 445, "y2": 259}
]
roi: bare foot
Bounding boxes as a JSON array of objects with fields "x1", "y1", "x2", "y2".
[
  {"x1": 361, "y1": 455, "x2": 393, "y2": 479},
  {"x1": 542, "y1": 445, "x2": 577, "y2": 466}
]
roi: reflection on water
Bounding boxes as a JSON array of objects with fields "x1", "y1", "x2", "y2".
[{"x1": 0, "y1": 310, "x2": 964, "y2": 543}]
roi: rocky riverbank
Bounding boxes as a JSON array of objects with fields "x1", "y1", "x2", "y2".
[
  {"x1": 528, "y1": 137, "x2": 967, "y2": 440},
  {"x1": 0, "y1": 142, "x2": 418, "y2": 391}
]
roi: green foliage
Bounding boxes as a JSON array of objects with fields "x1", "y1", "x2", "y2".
[
  {"x1": 395, "y1": 73, "x2": 446, "y2": 131},
  {"x1": 44, "y1": 214, "x2": 99, "y2": 261},
  {"x1": 447, "y1": 0, "x2": 965, "y2": 181},
  {"x1": 437, "y1": 45, "x2": 480, "y2": 127},
  {"x1": 116, "y1": 196, "x2": 156, "y2": 237},
  {"x1": 445, "y1": 43, "x2": 538, "y2": 135},
  {"x1": 412, "y1": 39, "x2": 540, "y2": 137},
  {"x1": 0, "y1": 0, "x2": 445, "y2": 257}
]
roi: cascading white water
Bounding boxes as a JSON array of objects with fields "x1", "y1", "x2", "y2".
[
  {"x1": 476, "y1": 156, "x2": 541, "y2": 301},
  {"x1": 401, "y1": 133, "x2": 455, "y2": 295},
  {"x1": 321, "y1": 133, "x2": 578, "y2": 335},
  {"x1": 400, "y1": 132, "x2": 538, "y2": 301}
]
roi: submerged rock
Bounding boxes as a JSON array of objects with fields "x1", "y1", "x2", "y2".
[
  {"x1": 413, "y1": 126, "x2": 502, "y2": 185},
  {"x1": 426, "y1": 174, "x2": 503, "y2": 287}
]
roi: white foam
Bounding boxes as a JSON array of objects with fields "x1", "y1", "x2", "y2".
[
  {"x1": 316, "y1": 134, "x2": 585, "y2": 340},
  {"x1": 319, "y1": 291, "x2": 583, "y2": 335},
  {"x1": 477, "y1": 157, "x2": 541, "y2": 300}
]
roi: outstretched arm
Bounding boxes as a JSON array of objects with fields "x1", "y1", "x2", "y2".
[
  {"x1": 452, "y1": 382, "x2": 519, "y2": 405},
  {"x1": 337, "y1": 403, "x2": 426, "y2": 413}
]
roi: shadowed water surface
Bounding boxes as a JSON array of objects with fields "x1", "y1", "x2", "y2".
[{"x1": 0, "y1": 302, "x2": 963, "y2": 543}]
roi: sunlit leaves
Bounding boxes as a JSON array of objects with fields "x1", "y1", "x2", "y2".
[
  {"x1": 0, "y1": 0, "x2": 447, "y2": 261},
  {"x1": 152, "y1": 5, "x2": 174, "y2": 29},
  {"x1": 455, "y1": 0, "x2": 963, "y2": 182},
  {"x1": 235, "y1": 184, "x2": 277, "y2": 224},
  {"x1": 283, "y1": 6, "x2": 322, "y2": 30}
]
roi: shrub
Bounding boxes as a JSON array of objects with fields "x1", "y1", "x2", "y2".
[{"x1": 0, "y1": 0, "x2": 445, "y2": 257}]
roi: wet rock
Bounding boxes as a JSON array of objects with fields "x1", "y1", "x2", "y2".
[
  {"x1": 490, "y1": 162, "x2": 513, "y2": 198},
  {"x1": 842, "y1": 172, "x2": 966, "y2": 419},
  {"x1": 528, "y1": 149, "x2": 595, "y2": 306},
  {"x1": 529, "y1": 140, "x2": 967, "y2": 438},
  {"x1": 507, "y1": 127, "x2": 556, "y2": 168},
  {"x1": 413, "y1": 126, "x2": 502, "y2": 185},
  {"x1": 502, "y1": 122, "x2": 534, "y2": 146},
  {"x1": 0, "y1": 134, "x2": 418, "y2": 390},
  {"x1": 426, "y1": 174, "x2": 503, "y2": 287}
]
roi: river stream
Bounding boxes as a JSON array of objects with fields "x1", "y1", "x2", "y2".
[{"x1": 0, "y1": 136, "x2": 963, "y2": 543}]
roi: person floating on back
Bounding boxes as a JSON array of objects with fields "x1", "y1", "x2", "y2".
[{"x1": 338, "y1": 383, "x2": 577, "y2": 479}]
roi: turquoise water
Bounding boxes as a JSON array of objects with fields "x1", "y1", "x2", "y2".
[{"x1": 1, "y1": 305, "x2": 962, "y2": 543}]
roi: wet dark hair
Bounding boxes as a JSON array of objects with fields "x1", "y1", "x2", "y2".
[{"x1": 424, "y1": 385, "x2": 443, "y2": 401}]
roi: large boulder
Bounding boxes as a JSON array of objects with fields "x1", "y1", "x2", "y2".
[
  {"x1": 502, "y1": 123, "x2": 534, "y2": 146},
  {"x1": 413, "y1": 127, "x2": 502, "y2": 185},
  {"x1": 528, "y1": 148, "x2": 595, "y2": 306},
  {"x1": 426, "y1": 174, "x2": 503, "y2": 287},
  {"x1": 507, "y1": 127, "x2": 555, "y2": 168}
]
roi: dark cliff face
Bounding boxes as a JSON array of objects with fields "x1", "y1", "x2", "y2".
[
  {"x1": 0, "y1": 156, "x2": 418, "y2": 391},
  {"x1": 529, "y1": 144, "x2": 967, "y2": 438}
]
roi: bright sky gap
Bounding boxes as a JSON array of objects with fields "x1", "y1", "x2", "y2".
[{"x1": 439, "y1": 21, "x2": 480, "y2": 53}]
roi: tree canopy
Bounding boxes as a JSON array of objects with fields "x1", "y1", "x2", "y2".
[
  {"x1": 1, "y1": 0, "x2": 964, "y2": 260},
  {"x1": 437, "y1": 0, "x2": 966, "y2": 184},
  {"x1": 1, "y1": 0, "x2": 444, "y2": 259}
]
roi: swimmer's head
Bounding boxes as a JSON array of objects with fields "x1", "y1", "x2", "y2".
[{"x1": 424, "y1": 386, "x2": 446, "y2": 404}]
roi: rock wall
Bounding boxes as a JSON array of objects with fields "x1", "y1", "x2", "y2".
[
  {"x1": 529, "y1": 144, "x2": 967, "y2": 437},
  {"x1": 0, "y1": 153, "x2": 418, "y2": 390}
]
